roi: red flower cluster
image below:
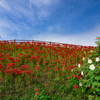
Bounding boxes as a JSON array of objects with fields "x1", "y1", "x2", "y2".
[{"x1": 0, "y1": 40, "x2": 96, "y2": 95}]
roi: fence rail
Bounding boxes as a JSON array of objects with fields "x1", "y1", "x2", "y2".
[{"x1": 0, "y1": 39, "x2": 97, "y2": 48}]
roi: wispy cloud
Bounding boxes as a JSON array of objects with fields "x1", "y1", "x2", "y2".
[
  {"x1": 29, "y1": 0, "x2": 60, "y2": 8},
  {"x1": 29, "y1": 0, "x2": 60, "y2": 20},
  {"x1": 0, "y1": 0, "x2": 11, "y2": 11}
]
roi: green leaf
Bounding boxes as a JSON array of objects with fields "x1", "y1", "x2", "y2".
[
  {"x1": 95, "y1": 76, "x2": 100, "y2": 81},
  {"x1": 94, "y1": 87, "x2": 100, "y2": 92},
  {"x1": 93, "y1": 91, "x2": 96, "y2": 94},
  {"x1": 92, "y1": 85, "x2": 95, "y2": 89},
  {"x1": 90, "y1": 75, "x2": 95, "y2": 79},
  {"x1": 92, "y1": 81, "x2": 99, "y2": 87},
  {"x1": 84, "y1": 84, "x2": 91, "y2": 87}
]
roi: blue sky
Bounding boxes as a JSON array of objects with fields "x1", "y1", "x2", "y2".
[{"x1": 0, "y1": 0, "x2": 100, "y2": 47}]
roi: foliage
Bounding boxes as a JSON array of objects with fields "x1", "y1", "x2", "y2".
[
  {"x1": 68, "y1": 75, "x2": 80, "y2": 86},
  {"x1": 74, "y1": 37, "x2": 100, "y2": 97}
]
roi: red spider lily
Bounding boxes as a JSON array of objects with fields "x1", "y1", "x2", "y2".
[
  {"x1": 73, "y1": 84, "x2": 78, "y2": 89},
  {"x1": 35, "y1": 89, "x2": 40, "y2": 91},
  {"x1": 42, "y1": 61, "x2": 48, "y2": 64},
  {"x1": 0, "y1": 63, "x2": 3, "y2": 70},
  {"x1": 28, "y1": 68, "x2": 33, "y2": 74},
  {"x1": 61, "y1": 73, "x2": 64, "y2": 75},
  {"x1": 69, "y1": 65, "x2": 75, "y2": 69},
  {"x1": 65, "y1": 67, "x2": 71, "y2": 70},
  {"x1": 25, "y1": 70, "x2": 30, "y2": 75},
  {"x1": 0, "y1": 53, "x2": 3, "y2": 57},
  {"x1": 13, "y1": 68, "x2": 24, "y2": 75},
  {"x1": 25, "y1": 69, "x2": 33, "y2": 77},
  {"x1": 88, "y1": 86, "x2": 91, "y2": 88},
  {"x1": 52, "y1": 63, "x2": 56, "y2": 66},
  {"x1": 0, "y1": 57, "x2": 5, "y2": 62},
  {"x1": 6, "y1": 63, "x2": 16, "y2": 68},
  {"x1": 47, "y1": 67, "x2": 53, "y2": 70},
  {"x1": 8, "y1": 57, "x2": 15, "y2": 62},
  {"x1": 21, "y1": 64, "x2": 29, "y2": 69},
  {"x1": 71, "y1": 74, "x2": 82, "y2": 80},
  {"x1": 67, "y1": 77, "x2": 70, "y2": 79},
  {"x1": 44, "y1": 84, "x2": 48, "y2": 86},
  {"x1": 0, "y1": 78, "x2": 3, "y2": 83},
  {"x1": 55, "y1": 66, "x2": 60, "y2": 70},
  {"x1": 35, "y1": 65, "x2": 40, "y2": 70},
  {"x1": 47, "y1": 72, "x2": 50, "y2": 74},
  {"x1": 35, "y1": 67, "x2": 40, "y2": 70},
  {"x1": 33, "y1": 77, "x2": 37, "y2": 79}
]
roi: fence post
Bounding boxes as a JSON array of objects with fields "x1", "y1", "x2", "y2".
[{"x1": 14, "y1": 39, "x2": 16, "y2": 44}]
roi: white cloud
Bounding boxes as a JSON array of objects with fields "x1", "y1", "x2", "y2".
[
  {"x1": 30, "y1": 24, "x2": 100, "y2": 46},
  {"x1": 0, "y1": 0, "x2": 11, "y2": 11}
]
